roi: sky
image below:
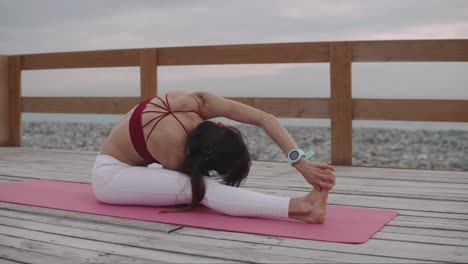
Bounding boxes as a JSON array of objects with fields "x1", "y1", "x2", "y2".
[{"x1": 1, "y1": 0, "x2": 468, "y2": 100}]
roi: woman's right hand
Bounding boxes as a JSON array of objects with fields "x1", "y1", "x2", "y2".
[{"x1": 293, "y1": 159, "x2": 336, "y2": 191}]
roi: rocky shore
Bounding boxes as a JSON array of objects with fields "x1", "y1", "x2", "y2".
[{"x1": 22, "y1": 121, "x2": 468, "y2": 171}]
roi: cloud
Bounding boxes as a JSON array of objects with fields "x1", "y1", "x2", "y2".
[
  {"x1": 273, "y1": 0, "x2": 371, "y2": 19},
  {"x1": 3, "y1": 0, "x2": 468, "y2": 100},
  {"x1": 367, "y1": 22, "x2": 468, "y2": 39},
  {"x1": 2, "y1": 0, "x2": 468, "y2": 53}
]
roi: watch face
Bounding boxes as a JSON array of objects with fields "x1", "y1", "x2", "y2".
[{"x1": 289, "y1": 150, "x2": 300, "y2": 160}]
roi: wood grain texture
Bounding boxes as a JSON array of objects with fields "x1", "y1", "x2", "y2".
[
  {"x1": 21, "y1": 49, "x2": 140, "y2": 70},
  {"x1": 0, "y1": 244, "x2": 82, "y2": 264},
  {"x1": 8, "y1": 56, "x2": 21, "y2": 146},
  {"x1": 139, "y1": 48, "x2": 157, "y2": 99},
  {"x1": 19, "y1": 42, "x2": 329, "y2": 70},
  {"x1": 157, "y1": 42, "x2": 330, "y2": 65},
  {"x1": 16, "y1": 40, "x2": 468, "y2": 69},
  {"x1": 353, "y1": 99, "x2": 468, "y2": 122},
  {"x1": 0, "y1": 56, "x2": 9, "y2": 146},
  {"x1": 21, "y1": 97, "x2": 329, "y2": 118},
  {"x1": 352, "y1": 39, "x2": 468, "y2": 62},
  {"x1": 226, "y1": 97, "x2": 330, "y2": 118},
  {"x1": 22, "y1": 97, "x2": 140, "y2": 114},
  {"x1": 330, "y1": 42, "x2": 352, "y2": 165}
]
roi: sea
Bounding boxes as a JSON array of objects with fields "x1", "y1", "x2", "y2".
[{"x1": 22, "y1": 113, "x2": 468, "y2": 131}]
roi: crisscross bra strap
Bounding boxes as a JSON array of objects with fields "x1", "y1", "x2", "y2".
[
  {"x1": 129, "y1": 98, "x2": 159, "y2": 164},
  {"x1": 129, "y1": 95, "x2": 199, "y2": 164}
]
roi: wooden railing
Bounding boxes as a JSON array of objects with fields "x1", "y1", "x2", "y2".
[{"x1": 1, "y1": 40, "x2": 468, "y2": 165}]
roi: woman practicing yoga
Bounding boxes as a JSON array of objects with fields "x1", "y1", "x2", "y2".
[{"x1": 92, "y1": 90, "x2": 336, "y2": 223}]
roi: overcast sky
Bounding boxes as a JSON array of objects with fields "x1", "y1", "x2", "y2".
[{"x1": 1, "y1": 0, "x2": 467, "y2": 99}]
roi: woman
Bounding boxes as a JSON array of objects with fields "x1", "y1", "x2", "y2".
[{"x1": 92, "y1": 90, "x2": 336, "y2": 223}]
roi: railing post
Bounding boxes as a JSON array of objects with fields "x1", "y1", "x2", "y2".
[
  {"x1": 8, "y1": 56, "x2": 22, "y2": 146},
  {"x1": 139, "y1": 48, "x2": 158, "y2": 99},
  {"x1": 0, "y1": 56, "x2": 9, "y2": 146},
  {"x1": 330, "y1": 42, "x2": 353, "y2": 165}
]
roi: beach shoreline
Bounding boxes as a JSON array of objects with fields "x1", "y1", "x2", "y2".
[{"x1": 21, "y1": 121, "x2": 468, "y2": 171}]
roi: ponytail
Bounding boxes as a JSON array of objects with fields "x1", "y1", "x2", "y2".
[{"x1": 186, "y1": 156, "x2": 206, "y2": 209}]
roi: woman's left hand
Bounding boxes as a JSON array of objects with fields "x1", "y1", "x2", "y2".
[{"x1": 293, "y1": 159, "x2": 336, "y2": 191}]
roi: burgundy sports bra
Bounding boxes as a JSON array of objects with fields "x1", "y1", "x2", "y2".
[{"x1": 129, "y1": 95, "x2": 198, "y2": 164}]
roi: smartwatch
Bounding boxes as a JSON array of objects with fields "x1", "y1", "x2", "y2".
[{"x1": 287, "y1": 149, "x2": 315, "y2": 166}]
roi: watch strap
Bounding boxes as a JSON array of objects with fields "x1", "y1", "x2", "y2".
[
  {"x1": 288, "y1": 149, "x2": 315, "y2": 166},
  {"x1": 305, "y1": 150, "x2": 315, "y2": 159}
]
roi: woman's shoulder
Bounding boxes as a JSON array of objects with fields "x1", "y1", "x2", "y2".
[
  {"x1": 164, "y1": 90, "x2": 201, "y2": 113},
  {"x1": 165, "y1": 89, "x2": 189, "y2": 97}
]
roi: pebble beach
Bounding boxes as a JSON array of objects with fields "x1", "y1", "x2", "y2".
[{"x1": 22, "y1": 121, "x2": 468, "y2": 171}]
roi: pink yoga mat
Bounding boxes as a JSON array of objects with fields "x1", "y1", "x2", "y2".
[{"x1": 0, "y1": 180, "x2": 397, "y2": 243}]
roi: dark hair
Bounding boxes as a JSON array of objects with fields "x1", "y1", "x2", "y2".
[{"x1": 180, "y1": 121, "x2": 251, "y2": 210}]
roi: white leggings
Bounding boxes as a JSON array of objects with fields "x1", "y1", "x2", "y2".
[{"x1": 91, "y1": 154, "x2": 290, "y2": 219}]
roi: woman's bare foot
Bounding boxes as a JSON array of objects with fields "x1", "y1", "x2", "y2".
[{"x1": 288, "y1": 189, "x2": 329, "y2": 224}]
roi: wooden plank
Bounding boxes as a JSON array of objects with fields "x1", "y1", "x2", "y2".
[
  {"x1": 17, "y1": 40, "x2": 468, "y2": 69},
  {"x1": 8, "y1": 56, "x2": 21, "y2": 147},
  {"x1": 226, "y1": 97, "x2": 329, "y2": 118},
  {"x1": 330, "y1": 42, "x2": 352, "y2": 165},
  {"x1": 158, "y1": 42, "x2": 330, "y2": 65},
  {"x1": 389, "y1": 219, "x2": 468, "y2": 232},
  {"x1": 352, "y1": 39, "x2": 468, "y2": 62},
  {"x1": 0, "y1": 56, "x2": 9, "y2": 146},
  {"x1": 0, "y1": 168, "x2": 91, "y2": 183},
  {"x1": 21, "y1": 49, "x2": 140, "y2": 70},
  {"x1": 0, "y1": 234, "x2": 162, "y2": 264},
  {"x1": 381, "y1": 226, "x2": 468, "y2": 239},
  {"x1": 0, "y1": 245, "x2": 82, "y2": 264},
  {"x1": 139, "y1": 48, "x2": 157, "y2": 99},
  {"x1": 0, "y1": 256, "x2": 22, "y2": 264},
  {"x1": 19, "y1": 42, "x2": 329, "y2": 70},
  {"x1": 22, "y1": 97, "x2": 140, "y2": 114},
  {"x1": 252, "y1": 161, "x2": 468, "y2": 183},
  {"x1": 374, "y1": 232, "x2": 468, "y2": 247},
  {"x1": 21, "y1": 97, "x2": 329, "y2": 118},
  {"x1": 0, "y1": 217, "x2": 326, "y2": 263},
  {"x1": 0, "y1": 225, "x2": 234, "y2": 264},
  {"x1": 396, "y1": 209, "x2": 468, "y2": 220},
  {"x1": 0, "y1": 203, "x2": 180, "y2": 233},
  {"x1": 0, "y1": 176, "x2": 23, "y2": 182},
  {"x1": 353, "y1": 99, "x2": 468, "y2": 122},
  {"x1": 176, "y1": 227, "x2": 457, "y2": 263}
]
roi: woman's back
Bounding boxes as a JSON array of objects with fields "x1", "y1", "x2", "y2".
[{"x1": 100, "y1": 90, "x2": 203, "y2": 169}]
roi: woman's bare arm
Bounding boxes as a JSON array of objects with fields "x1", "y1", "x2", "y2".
[
  {"x1": 193, "y1": 91, "x2": 336, "y2": 191},
  {"x1": 193, "y1": 91, "x2": 297, "y2": 155}
]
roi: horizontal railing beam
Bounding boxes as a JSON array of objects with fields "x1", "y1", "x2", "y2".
[
  {"x1": 22, "y1": 97, "x2": 141, "y2": 114},
  {"x1": 353, "y1": 99, "x2": 468, "y2": 122},
  {"x1": 352, "y1": 39, "x2": 468, "y2": 62},
  {"x1": 21, "y1": 49, "x2": 141, "y2": 70},
  {"x1": 18, "y1": 39, "x2": 468, "y2": 70},
  {"x1": 157, "y1": 42, "x2": 330, "y2": 65},
  {"x1": 22, "y1": 97, "x2": 468, "y2": 122},
  {"x1": 20, "y1": 42, "x2": 330, "y2": 70},
  {"x1": 227, "y1": 97, "x2": 330, "y2": 118},
  {"x1": 22, "y1": 97, "x2": 331, "y2": 118}
]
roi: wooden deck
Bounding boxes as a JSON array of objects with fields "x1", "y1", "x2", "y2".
[{"x1": 0, "y1": 147, "x2": 467, "y2": 263}]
